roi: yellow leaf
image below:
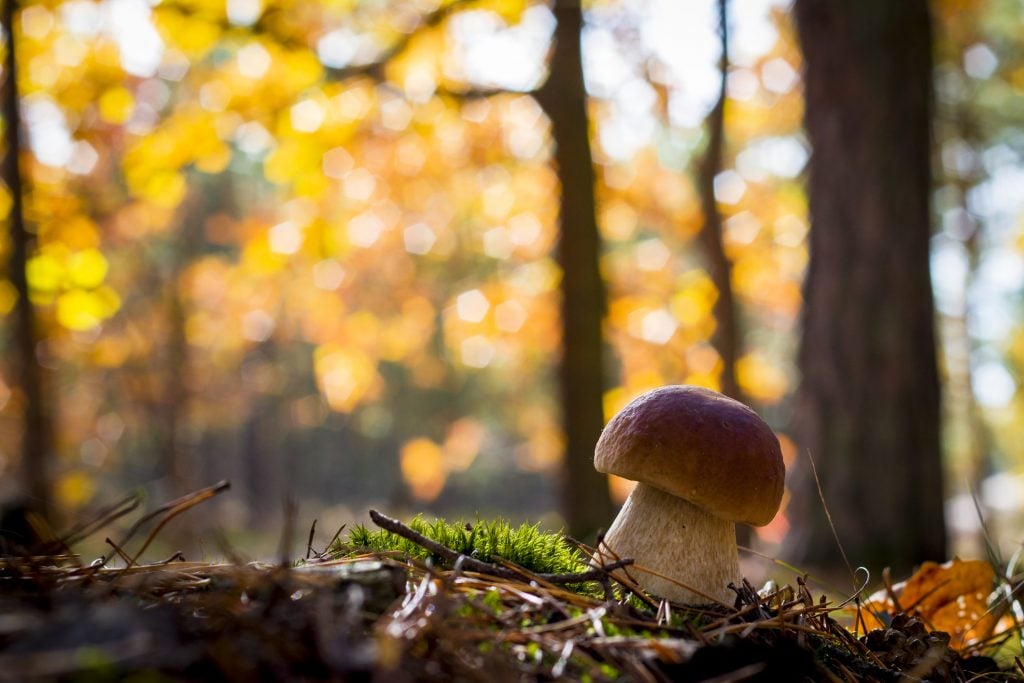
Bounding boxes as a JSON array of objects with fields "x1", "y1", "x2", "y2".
[
  {"x1": 0, "y1": 184, "x2": 12, "y2": 220},
  {"x1": 194, "y1": 141, "x2": 233, "y2": 174},
  {"x1": 138, "y1": 170, "x2": 188, "y2": 208},
  {"x1": 0, "y1": 280, "x2": 16, "y2": 314},
  {"x1": 56, "y1": 471, "x2": 96, "y2": 509},
  {"x1": 383, "y1": 24, "x2": 444, "y2": 99},
  {"x1": 314, "y1": 345, "x2": 379, "y2": 413},
  {"x1": 51, "y1": 215, "x2": 101, "y2": 250},
  {"x1": 263, "y1": 140, "x2": 320, "y2": 186},
  {"x1": 442, "y1": 418, "x2": 485, "y2": 472},
  {"x1": 279, "y1": 49, "x2": 324, "y2": 93},
  {"x1": 99, "y1": 86, "x2": 135, "y2": 125},
  {"x1": 154, "y1": 8, "x2": 222, "y2": 60},
  {"x1": 473, "y1": 0, "x2": 530, "y2": 24},
  {"x1": 67, "y1": 249, "x2": 108, "y2": 289},
  {"x1": 55, "y1": 289, "x2": 105, "y2": 330},
  {"x1": 400, "y1": 437, "x2": 446, "y2": 501},
  {"x1": 670, "y1": 270, "x2": 718, "y2": 327},
  {"x1": 27, "y1": 250, "x2": 66, "y2": 292},
  {"x1": 856, "y1": 558, "x2": 1000, "y2": 652},
  {"x1": 736, "y1": 352, "x2": 789, "y2": 404}
]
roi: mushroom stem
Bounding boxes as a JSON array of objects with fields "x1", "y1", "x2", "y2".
[{"x1": 598, "y1": 482, "x2": 739, "y2": 604}]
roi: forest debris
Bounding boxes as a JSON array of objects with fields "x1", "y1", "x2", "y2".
[
  {"x1": 858, "y1": 558, "x2": 1002, "y2": 651},
  {"x1": 0, "y1": 488, "x2": 1019, "y2": 681}
]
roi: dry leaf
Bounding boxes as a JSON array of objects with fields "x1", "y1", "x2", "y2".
[{"x1": 857, "y1": 558, "x2": 1000, "y2": 651}]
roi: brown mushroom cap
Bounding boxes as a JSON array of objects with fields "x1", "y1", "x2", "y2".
[{"x1": 594, "y1": 385, "x2": 784, "y2": 526}]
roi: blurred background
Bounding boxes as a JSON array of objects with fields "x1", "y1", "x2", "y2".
[{"x1": 1, "y1": 0, "x2": 1023, "y2": 579}]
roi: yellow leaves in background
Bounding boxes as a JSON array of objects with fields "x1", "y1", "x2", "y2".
[
  {"x1": 384, "y1": 24, "x2": 446, "y2": 101},
  {"x1": 670, "y1": 269, "x2": 718, "y2": 330},
  {"x1": 67, "y1": 249, "x2": 109, "y2": 288},
  {"x1": 443, "y1": 418, "x2": 485, "y2": 472},
  {"x1": 401, "y1": 437, "x2": 446, "y2": 501},
  {"x1": 10, "y1": 0, "x2": 810, "y2": 502},
  {"x1": 399, "y1": 418, "x2": 489, "y2": 501},
  {"x1": 98, "y1": 86, "x2": 135, "y2": 125},
  {"x1": 380, "y1": 296, "x2": 436, "y2": 363},
  {"x1": 26, "y1": 246, "x2": 119, "y2": 330},
  {"x1": 263, "y1": 138, "x2": 323, "y2": 189},
  {"x1": 858, "y1": 558, "x2": 1002, "y2": 652},
  {"x1": 736, "y1": 352, "x2": 789, "y2": 404},
  {"x1": 123, "y1": 107, "x2": 228, "y2": 207},
  {"x1": 443, "y1": 282, "x2": 558, "y2": 370},
  {"x1": 153, "y1": 7, "x2": 223, "y2": 61},
  {"x1": 314, "y1": 344, "x2": 380, "y2": 413},
  {"x1": 0, "y1": 184, "x2": 12, "y2": 222},
  {"x1": 0, "y1": 280, "x2": 17, "y2": 315},
  {"x1": 514, "y1": 403, "x2": 563, "y2": 472},
  {"x1": 56, "y1": 471, "x2": 96, "y2": 508},
  {"x1": 55, "y1": 288, "x2": 120, "y2": 331}
]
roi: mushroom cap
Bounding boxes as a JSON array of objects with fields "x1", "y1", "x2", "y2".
[{"x1": 594, "y1": 385, "x2": 784, "y2": 526}]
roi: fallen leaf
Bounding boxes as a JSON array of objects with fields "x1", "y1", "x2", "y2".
[{"x1": 856, "y1": 558, "x2": 1000, "y2": 651}]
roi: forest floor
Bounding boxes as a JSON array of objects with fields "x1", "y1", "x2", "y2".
[{"x1": 0, "y1": 482, "x2": 1021, "y2": 682}]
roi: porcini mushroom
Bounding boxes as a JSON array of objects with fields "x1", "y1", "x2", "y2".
[{"x1": 594, "y1": 385, "x2": 784, "y2": 604}]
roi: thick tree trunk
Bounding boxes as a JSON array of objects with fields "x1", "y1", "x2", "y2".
[
  {"x1": 783, "y1": 0, "x2": 946, "y2": 575},
  {"x1": 537, "y1": 0, "x2": 615, "y2": 539},
  {"x1": 3, "y1": 0, "x2": 54, "y2": 524}
]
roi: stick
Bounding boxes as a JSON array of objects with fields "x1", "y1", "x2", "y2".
[{"x1": 118, "y1": 481, "x2": 231, "y2": 571}]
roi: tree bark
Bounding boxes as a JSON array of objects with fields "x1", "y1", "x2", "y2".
[
  {"x1": 783, "y1": 0, "x2": 946, "y2": 576},
  {"x1": 3, "y1": 0, "x2": 54, "y2": 523},
  {"x1": 536, "y1": 0, "x2": 615, "y2": 539},
  {"x1": 696, "y1": 0, "x2": 752, "y2": 547},
  {"x1": 696, "y1": 0, "x2": 743, "y2": 405}
]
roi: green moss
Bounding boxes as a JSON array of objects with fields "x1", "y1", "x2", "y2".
[{"x1": 334, "y1": 516, "x2": 587, "y2": 577}]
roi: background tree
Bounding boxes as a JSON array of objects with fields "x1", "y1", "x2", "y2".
[
  {"x1": 3, "y1": 0, "x2": 54, "y2": 524},
  {"x1": 784, "y1": 0, "x2": 946, "y2": 575},
  {"x1": 535, "y1": 0, "x2": 615, "y2": 537},
  {"x1": 695, "y1": 0, "x2": 744, "y2": 406}
]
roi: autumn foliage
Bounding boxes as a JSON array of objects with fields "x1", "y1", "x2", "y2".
[{"x1": 0, "y1": 1, "x2": 807, "y2": 521}]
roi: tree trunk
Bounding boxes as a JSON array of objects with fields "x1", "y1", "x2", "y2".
[
  {"x1": 783, "y1": 0, "x2": 946, "y2": 576},
  {"x1": 3, "y1": 0, "x2": 54, "y2": 524},
  {"x1": 696, "y1": 0, "x2": 752, "y2": 547},
  {"x1": 158, "y1": 196, "x2": 200, "y2": 501},
  {"x1": 536, "y1": 0, "x2": 615, "y2": 539},
  {"x1": 696, "y1": 0, "x2": 743, "y2": 405}
]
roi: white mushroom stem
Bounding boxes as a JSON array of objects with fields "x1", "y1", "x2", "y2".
[{"x1": 597, "y1": 482, "x2": 740, "y2": 604}]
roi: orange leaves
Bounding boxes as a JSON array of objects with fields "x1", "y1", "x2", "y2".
[
  {"x1": 858, "y1": 558, "x2": 1001, "y2": 652},
  {"x1": 401, "y1": 438, "x2": 447, "y2": 502},
  {"x1": 314, "y1": 344, "x2": 381, "y2": 413},
  {"x1": 400, "y1": 418, "x2": 488, "y2": 501},
  {"x1": 15, "y1": 0, "x2": 819, "y2": 514},
  {"x1": 736, "y1": 351, "x2": 789, "y2": 403}
]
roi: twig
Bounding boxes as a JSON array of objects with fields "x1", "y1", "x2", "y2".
[
  {"x1": 105, "y1": 537, "x2": 132, "y2": 565},
  {"x1": 539, "y1": 559, "x2": 635, "y2": 585},
  {"x1": 105, "y1": 481, "x2": 230, "y2": 566},
  {"x1": 369, "y1": 509, "x2": 525, "y2": 581},
  {"x1": 118, "y1": 481, "x2": 231, "y2": 571},
  {"x1": 305, "y1": 518, "x2": 317, "y2": 560},
  {"x1": 155, "y1": 550, "x2": 186, "y2": 565},
  {"x1": 367, "y1": 509, "x2": 635, "y2": 586},
  {"x1": 58, "y1": 494, "x2": 141, "y2": 550}
]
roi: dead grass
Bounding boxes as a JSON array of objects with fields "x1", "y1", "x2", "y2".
[{"x1": 0, "y1": 482, "x2": 1018, "y2": 682}]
